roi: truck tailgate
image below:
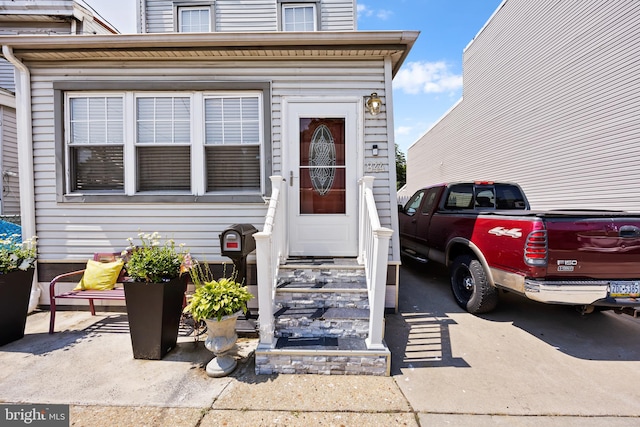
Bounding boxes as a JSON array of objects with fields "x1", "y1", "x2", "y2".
[{"x1": 542, "y1": 211, "x2": 640, "y2": 279}]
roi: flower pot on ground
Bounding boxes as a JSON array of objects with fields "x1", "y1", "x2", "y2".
[
  {"x1": 0, "y1": 235, "x2": 37, "y2": 346},
  {"x1": 122, "y1": 232, "x2": 192, "y2": 360},
  {"x1": 123, "y1": 276, "x2": 187, "y2": 360},
  {"x1": 184, "y1": 263, "x2": 253, "y2": 377}
]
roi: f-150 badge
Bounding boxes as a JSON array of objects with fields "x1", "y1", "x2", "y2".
[{"x1": 488, "y1": 227, "x2": 523, "y2": 238}]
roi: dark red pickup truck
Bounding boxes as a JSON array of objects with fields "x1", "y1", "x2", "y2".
[{"x1": 398, "y1": 181, "x2": 640, "y2": 314}]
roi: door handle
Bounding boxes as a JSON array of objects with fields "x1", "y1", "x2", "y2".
[{"x1": 289, "y1": 171, "x2": 293, "y2": 187}]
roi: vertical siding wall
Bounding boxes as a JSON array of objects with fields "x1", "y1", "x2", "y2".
[
  {"x1": 407, "y1": 0, "x2": 640, "y2": 211},
  {"x1": 0, "y1": 106, "x2": 20, "y2": 215},
  {"x1": 144, "y1": 0, "x2": 354, "y2": 32},
  {"x1": 28, "y1": 58, "x2": 390, "y2": 261}
]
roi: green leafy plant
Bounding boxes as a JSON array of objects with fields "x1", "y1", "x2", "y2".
[
  {"x1": 122, "y1": 232, "x2": 192, "y2": 283},
  {"x1": 184, "y1": 262, "x2": 253, "y2": 321},
  {"x1": 0, "y1": 234, "x2": 37, "y2": 274}
]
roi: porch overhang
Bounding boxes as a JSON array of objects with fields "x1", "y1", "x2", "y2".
[{"x1": 0, "y1": 30, "x2": 419, "y2": 76}]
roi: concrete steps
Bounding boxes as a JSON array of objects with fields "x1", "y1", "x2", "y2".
[{"x1": 254, "y1": 259, "x2": 390, "y2": 376}]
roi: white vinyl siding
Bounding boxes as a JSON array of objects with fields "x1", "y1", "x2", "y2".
[
  {"x1": 29, "y1": 58, "x2": 389, "y2": 262},
  {"x1": 0, "y1": 60, "x2": 15, "y2": 93},
  {"x1": 142, "y1": 0, "x2": 354, "y2": 33},
  {"x1": 407, "y1": 0, "x2": 640, "y2": 211},
  {"x1": 0, "y1": 106, "x2": 20, "y2": 215}
]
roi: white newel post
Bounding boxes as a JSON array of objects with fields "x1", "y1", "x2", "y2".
[
  {"x1": 366, "y1": 226, "x2": 393, "y2": 350},
  {"x1": 358, "y1": 176, "x2": 375, "y2": 264},
  {"x1": 254, "y1": 231, "x2": 275, "y2": 348}
]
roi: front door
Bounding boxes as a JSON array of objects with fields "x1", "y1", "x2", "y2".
[{"x1": 285, "y1": 99, "x2": 360, "y2": 256}]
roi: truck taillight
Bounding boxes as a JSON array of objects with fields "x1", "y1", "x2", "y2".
[{"x1": 524, "y1": 230, "x2": 548, "y2": 266}]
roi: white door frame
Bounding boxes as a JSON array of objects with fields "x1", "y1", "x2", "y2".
[{"x1": 282, "y1": 96, "x2": 363, "y2": 256}]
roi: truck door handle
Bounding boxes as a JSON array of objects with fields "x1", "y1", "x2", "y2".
[
  {"x1": 290, "y1": 171, "x2": 293, "y2": 187},
  {"x1": 619, "y1": 225, "x2": 640, "y2": 238}
]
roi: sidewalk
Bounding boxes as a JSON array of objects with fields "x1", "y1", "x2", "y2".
[{"x1": 0, "y1": 310, "x2": 416, "y2": 427}]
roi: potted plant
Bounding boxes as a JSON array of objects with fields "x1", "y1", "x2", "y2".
[
  {"x1": 184, "y1": 262, "x2": 253, "y2": 377},
  {"x1": 0, "y1": 234, "x2": 37, "y2": 346},
  {"x1": 121, "y1": 232, "x2": 192, "y2": 360}
]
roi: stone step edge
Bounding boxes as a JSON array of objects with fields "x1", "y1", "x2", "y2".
[
  {"x1": 275, "y1": 286, "x2": 368, "y2": 293},
  {"x1": 255, "y1": 346, "x2": 390, "y2": 359},
  {"x1": 279, "y1": 264, "x2": 365, "y2": 271}
]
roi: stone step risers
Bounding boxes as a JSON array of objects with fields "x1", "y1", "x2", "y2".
[
  {"x1": 254, "y1": 258, "x2": 389, "y2": 376},
  {"x1": 276, "y1": 261, "x2": 368, "y2": 310},
  {"x1": 255, "y1": 337, "x2": 390, "y2": 375},
  {"x1": 274, "y1": 307, "x2": 370, "y2": 339}
]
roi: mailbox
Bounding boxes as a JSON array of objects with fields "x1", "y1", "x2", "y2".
[{"x1": 220, "y1": 223, "x2": 257, "y2": 260}]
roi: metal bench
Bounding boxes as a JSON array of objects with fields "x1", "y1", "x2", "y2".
[{"x1": 48, "y1": 253, "x2": 126, "y2": 334}]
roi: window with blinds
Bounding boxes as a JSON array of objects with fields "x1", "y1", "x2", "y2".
[
  {"x1": 68, "y1": 96, "x2": 124, "y2": 191},
  {"x1": 65, "y1": 91, "x2": 263, "y2": 197},
  {"x1": 136, "y1": 97, "x2": 191, "y2": 191},
  {"x1": 205, "y1": 96, "x2": 261, "y2": 191}
]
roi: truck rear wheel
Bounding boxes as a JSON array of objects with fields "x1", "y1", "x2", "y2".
[{"x1": 450, "y1": 255, "x2": 498, "y2": 313}]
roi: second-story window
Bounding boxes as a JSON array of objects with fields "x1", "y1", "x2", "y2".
[
  {"x1": 282, "y1": 4, "x2": 317, "y2": 31},
  {"x1": 179, "y1": 6, "x2": 211, "y2": 32}
]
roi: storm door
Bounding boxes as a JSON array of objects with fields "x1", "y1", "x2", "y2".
[{"x1": 286, "y1": 100, "x2": 359, "y2": 256}]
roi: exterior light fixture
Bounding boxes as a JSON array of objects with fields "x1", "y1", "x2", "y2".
[{"x1": 366, "y1": 92, "x2": 382, "y2": 116}]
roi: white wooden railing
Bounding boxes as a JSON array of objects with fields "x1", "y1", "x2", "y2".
[
  {"x1": 358, "y1": 176, "x2": 394, "y2": 351},
  {"x1": 254, "y1": 176, "x2": 287, "y2": 349},
  {"x1": 255, "y1": 175, "x2": 391, "y2": 351}
]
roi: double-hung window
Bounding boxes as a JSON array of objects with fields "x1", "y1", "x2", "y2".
[
  {"x1": 282, "y1": 3, "x2": 317, "y2": 31},
  {"x1": 67, "y1": 95, "x2": 125, "y2": 192},
  {"x1": 178, "y1": 6, "x2": 211, "y2": 32},
  {"x1": 64, "y1": 91, "x2": 263, "y2": 199},
  {"x1": 204, "y1": 96, "x2": 261, "y2": 191},
  {"x1": 136, "y1": 96, "x2": 191, "y2": 191}
]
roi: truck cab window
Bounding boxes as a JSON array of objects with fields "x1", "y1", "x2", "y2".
[
  {"x1": 495, "y1": 184, "x2": 527, "y2": 209},
  {"x1": 405, "y1": 190, "x2": 425, "y2": 216},
  {"x1": 445, "y1": 184, "x2": 473, "y2": 209}
]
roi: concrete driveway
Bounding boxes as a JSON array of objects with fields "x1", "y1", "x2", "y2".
[{"x1": 387, "y1": 260, "x2": 640, "y2": 425}]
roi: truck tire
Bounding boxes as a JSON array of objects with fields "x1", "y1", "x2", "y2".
[{"x1": 450, "y1": 255, "x2": 498, "y2": 313}]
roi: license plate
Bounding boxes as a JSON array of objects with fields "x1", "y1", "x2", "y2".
[{"x1": 609, "y1": 281, "x2": 640, "y2": 297}]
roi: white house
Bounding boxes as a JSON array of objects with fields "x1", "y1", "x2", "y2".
[
  {"x1": 1, "y1": 0, "x2": 418, "y2": 375},
  {"x1": 403, "y1": 0, "x2": 640, "y2": 211}
]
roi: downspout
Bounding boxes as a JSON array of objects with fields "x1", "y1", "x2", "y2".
[{"x1": 2, "y1": 46, "x2": 39, "y2": 311}]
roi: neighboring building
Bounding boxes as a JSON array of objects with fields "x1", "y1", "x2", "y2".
[
  {"x1": 1, "y1": 0, "x2": 417, "y2": 374},
  {"x1": 403, "y1": 0, "x2": 640, "y2": 211},
  {"x1": 0, "y1": 0, "x2": 117, "y2": 216}
]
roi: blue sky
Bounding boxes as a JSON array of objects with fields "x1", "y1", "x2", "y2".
[{"x1": 85, "y1": 0, "x2": 504, "y2": 154}]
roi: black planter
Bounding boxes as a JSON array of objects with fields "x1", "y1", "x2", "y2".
[
  {"x1": 124, "y1": 276, "x2": 187, "y2": 360},
  {"x1": 0, "y1": 269, "x2": 36, "y2": 346}
]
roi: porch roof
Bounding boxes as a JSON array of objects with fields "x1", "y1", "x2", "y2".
[{"x1": 0, "y1": 30, "x2": 419, "y2": 76}]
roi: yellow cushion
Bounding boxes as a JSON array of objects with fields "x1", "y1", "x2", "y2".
[{"x1": 73, "y1": 259, "x2": 124, "y2": 291}]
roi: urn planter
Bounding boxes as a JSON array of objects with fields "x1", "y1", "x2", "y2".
[
  {"x1": 203, "y1": 311, "x2": 241, "y2": 377},
  {"x1": 123, "y1": 275, "x2": 187, "y2": 360},
  {"x1": 0, "y1": 269, "x2": 36, "y2": 346}
]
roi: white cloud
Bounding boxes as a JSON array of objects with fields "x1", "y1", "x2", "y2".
[
  {"x1": 357, "y1": 4, "x2": 373, "y2": 18},
  {"x1": 358, "y1": 4, "x2": 392, "y2": 20},
  {"x1": 396, "y1": 126, "x2": 413, "y2": 135},
  {"x1": 376, "y1": 9, "x2": 394, "y2": 20},
  {"x1": 394, "y1": 61, "x2": 463, "y2": 95}
]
